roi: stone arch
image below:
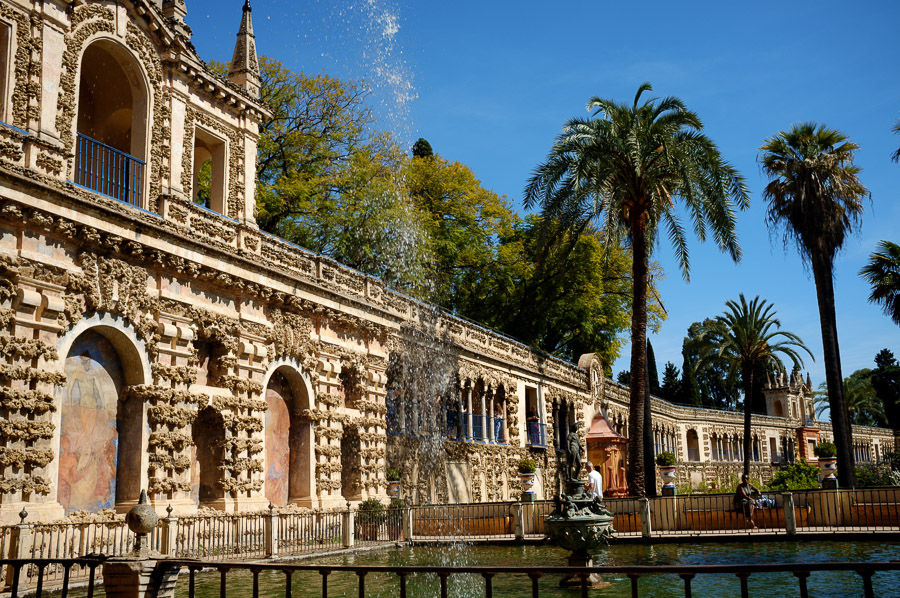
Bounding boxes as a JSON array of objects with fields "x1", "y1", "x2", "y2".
[
  {"x1": 261, "y1": 360, "x2": 316, "y2": 507},
  {"x1": 73, "y1": 36, "x2": 151, "y2": 206},
  {"x1": 54, "y1": 315, "x2": 151, "y2": 514},
  {"x1": 58, "y1": 6, "x2": 169, "y2": 210},
  {"x1": 686, "y1": 429, "x2": 700, "y2": 462}
]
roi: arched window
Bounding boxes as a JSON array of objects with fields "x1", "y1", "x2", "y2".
[
  {"x1": 192, "y1": 128, "x2": 227, "y2": 213},
  {"x1": 74, "y1": 40, "x2": 148, "y2": 207},
  {"x1": 686, "y1": 429, "x2": 700, "y2": 462},
  {"x1": 57, "y1": 328, "x2": 144, "y2": 514}
]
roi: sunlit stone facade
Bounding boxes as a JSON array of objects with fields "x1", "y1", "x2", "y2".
[{"x1": 0, "y1": 0, "x2": 893, "y2": 524}]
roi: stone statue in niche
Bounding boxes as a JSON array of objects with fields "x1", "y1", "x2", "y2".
[{"x1": 567, "y1": 421, "x2": 582, "y2": 482}]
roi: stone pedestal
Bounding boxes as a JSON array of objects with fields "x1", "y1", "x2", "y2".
[
  {"x1": 559, "y1": 553, "x2": 610, "y2": 590},
  {"x1": 102, "y1": 558, "x2": 180, "y2": 598}
]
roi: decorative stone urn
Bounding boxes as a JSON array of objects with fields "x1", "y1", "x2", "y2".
[
  {"x1": 387, "y1": 481, "x2": 401, "y2": 499},
  {"x1": 519, "y1": 473, "x2": 536, "y2": 498},
  {"x1": 819, "y1": 457, "x2": 838, "y2": 488},
  {"x1": 659, "y1": 465, "x2": 677, "y2": 496}
]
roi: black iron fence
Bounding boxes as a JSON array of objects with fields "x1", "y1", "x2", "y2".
[{"x1": 162, "y1": 559, "x2": 900, "y2": 598}]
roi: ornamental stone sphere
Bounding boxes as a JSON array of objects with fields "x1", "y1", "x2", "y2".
[{"x1": 126, "y1": 490, "x2": 159, "y2": 535}]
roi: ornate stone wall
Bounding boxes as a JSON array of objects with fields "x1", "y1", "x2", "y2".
[{"x1": 0, "y1": 0, "x2": 894, "y2": 524}]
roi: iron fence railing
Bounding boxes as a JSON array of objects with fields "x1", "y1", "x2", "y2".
[
  {"x1": 174, "y1": 512, "x2": 266, "y2": 561},
  {"x1": 409, "y1": 502, "x2": 516, "y2": 540},
  {"x1": 165, "y1": 559, "x2": 900, "y2": 598},
  {"x1": 74, "y1": 133, "x2": 145, "y2": 206},
  {"x1": 355, "y1": 507, "x2": 405, "y2": 546},
  {"x1": 277, "y1": 510, "x2": 344, "y2": 555}
]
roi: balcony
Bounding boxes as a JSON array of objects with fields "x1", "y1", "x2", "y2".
[
  {"x1": 527, "y1": 422, "x2": 547, "y2": 448},
  {"x1": 74, "y1": 133, "x2": 145, "y2": 207}
]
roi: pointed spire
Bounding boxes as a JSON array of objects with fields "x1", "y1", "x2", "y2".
[{"x1": 229, "y1": 0, "x2": 261, "y2": 97}]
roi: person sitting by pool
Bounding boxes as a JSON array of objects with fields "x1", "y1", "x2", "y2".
[{"x1": 734, "y1": 474, "x2": 761, "y2": 528}]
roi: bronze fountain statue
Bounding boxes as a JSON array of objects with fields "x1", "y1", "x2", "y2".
[{"x1": 544, "y1": 421, "x2": 615, "y2": 588}]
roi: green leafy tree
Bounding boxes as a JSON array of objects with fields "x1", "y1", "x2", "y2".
[
  {"x1": 251, "y1": 57, "x2": 431, "y2": 293},
  {"x1": 677, "y1": 347, "x2": 702, "y2": 407},
  {"x1": 525, "y1": 83, "x2": 750, "y2": 496},
  {"x1": 616, "y1": 370, "x2": 631, "y2": 386},
  {"x1": 860, "y1": 240, "x2": 900, "y2": 327},
  {"x1": 412, "y1": 138, "x2": 433, "y2": 158},
  {"x1": 647, "y1": 340, "x2": 660, "y2": 396},
  {"x1": 767, "y1": 459, "x2": 820, "y2": 491},
  {"x1": 682, "y1": 320, "x2": 742, "y2": 410},
  {"x1": 472, "y1": 219, "x2": 664, "y2": 365},
  {"x1": 659, "y1": 361, "x2": 680, "y2": 403},
  {"x1": 871, "y1": 349, "x2": 900, "y2": 430},
  {"x1": 760, "y1": 122, "x2": 870, "y2": 488},
  {"x1": 194, "y1": 159, "x2": 212, "y2": 208},
  {"x1": 404, "y1": 152, "x2": 518, "y2": 309},
  {"x1": 700, "y1": 294, "x2": 812, "y2": 476}
]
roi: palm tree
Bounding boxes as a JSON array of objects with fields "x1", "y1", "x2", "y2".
[
  {"x1": 814, "y1": 370, "x2": 886, "y2": 427},
  {"x1": 759, "y1": 122, "x2": 870, "y2": 487},
  {"x1": 701, "y1": 295, "x2": 812, "y2": 477},
  {"x1": 860, "y1": 240, "x2": 900, "y2": 327},
  {"x1": 525, "y1": 83, "x2": 750, "y2": 496}
]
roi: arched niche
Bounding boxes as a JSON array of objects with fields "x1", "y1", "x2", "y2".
[
  {"x1": 55, "y1": 323, "x2": 148, "y2": 514},
  {"x1": 341, "y1": 426, "x2": 362, "y2": 501},
  {"x1": 74, "y1": 38, "x2": 150, "y2": 206},
  {"x1": 193, "y1": 406, "x2": 225, "y2": 506},
  {"x1": 261, "y1": 363, "x2": 315, "y2": 507}
]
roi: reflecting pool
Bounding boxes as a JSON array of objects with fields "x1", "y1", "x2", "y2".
[{"x1": 177, "y1": 540, "x2": 900, "y2": 597}]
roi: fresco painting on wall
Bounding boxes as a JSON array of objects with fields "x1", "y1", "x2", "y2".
[
  {"x1": 57, "y1": 330, "x2": 123, "y2": 514},
  {"x1": 265, "y1": 371, "x2": 291, "y2": 507}
]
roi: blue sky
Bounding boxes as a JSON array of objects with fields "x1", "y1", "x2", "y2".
[{"x1": 187, "y1": 1, "x2": 900, "y2": 392}]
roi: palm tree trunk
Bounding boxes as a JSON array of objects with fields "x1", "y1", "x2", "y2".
[
  {"x1": 811, "y1": 251, "x2": 856, "y2": 487},
  {"x1": 742, "y1": 366, "x2": 753, "y2": 478},
  {"x1": 627, "y1": 222, "x2": 650, "y2": 496},
  {"x1": 644, "y1": 341, "x2": 657, "y2": 497}
]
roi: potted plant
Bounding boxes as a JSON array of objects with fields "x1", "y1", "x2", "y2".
[
  {"x1": 386, "y1": 467, "x2": 402, "y2": 499},
  {"x1": 356, "y1": 498, "x2": 384, "y2": 541},
  {"x1": 387, "y1": 498, "x2": 405, "y2": 541},
  {"x1": 518, "y1": 458, "x2": 537, "y2": 501},
  {"x1": 813, "y1": 442, "x2": 838, "y2": 487},
  {"x1": 656, "y1": 451, "x2": 677, "y2": 495}
]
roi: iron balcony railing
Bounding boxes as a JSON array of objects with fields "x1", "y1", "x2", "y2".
[
  {"x1": 74, "y1": 132, "x2": 145, "y2": 207},
  {"x1": 527, "y1": 421, "x2": 547, "y2": 447},
  {"x1": 472, "y1": 414, "x2": 486, "y2": 441}
]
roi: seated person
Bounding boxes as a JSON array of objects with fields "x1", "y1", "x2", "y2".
[{"x1": 733, "y1": 474, "x2": 761, "y2": 528}]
